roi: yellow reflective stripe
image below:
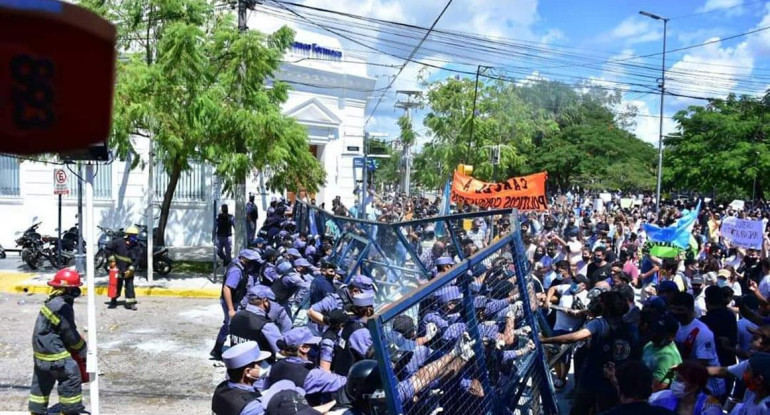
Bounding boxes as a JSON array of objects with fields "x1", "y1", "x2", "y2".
[
  {"x1": 28, "y1": 394, "x2": 48, "y2": 404},
  {"x1": 114, "y1": 254, "x2": 131, "y2": 262},
  {"x1": 34, "y1": 350, "x2": 70, "y2": 361},
  {"x1": 59, "y1": 395, "x2": 82, "y2": 404},
  {"x1": 72, "y1": 338, "x2": 85, "y2": 350},
  {"x1": 40, "y1": 305, "x2": 60, "y2": 326}
]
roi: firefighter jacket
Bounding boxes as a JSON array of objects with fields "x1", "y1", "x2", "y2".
[
  {"x1": 32, "y1": 295, "x2": 86, "y2": 364},
  {"x1": 105, "y1": 238, "x2": 140, "y2": 273}
]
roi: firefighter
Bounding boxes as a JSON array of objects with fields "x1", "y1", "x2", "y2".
[
  {"x1": 29, "y1": 268, "x2": 88, "y2": 415},
  {"x1": 105, "y1": 225, "x2": 141, "y2": 310}
]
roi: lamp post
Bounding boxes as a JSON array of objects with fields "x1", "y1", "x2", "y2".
[{"x1": 640, "y1": 10, "x2": 669, "y2": 214}]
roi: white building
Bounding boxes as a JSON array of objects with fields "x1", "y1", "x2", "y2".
[{"x1": 0, "y1": 30, "x2": 375, "y2": 249}]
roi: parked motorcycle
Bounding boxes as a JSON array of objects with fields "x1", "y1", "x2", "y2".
[
  {"x1": 95, "y1": 225, "x2": 122, "y2": 271},
  {"x1": 16, "y1": 222, "x2": 46, "y2": 269},
  {"x1": 134, "y1": 224, "x2": 173, "y2": 276}
]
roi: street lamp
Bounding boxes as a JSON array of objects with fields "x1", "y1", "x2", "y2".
[{"x1": 640, "y1": 10, "x2": 669, "y2": 214}]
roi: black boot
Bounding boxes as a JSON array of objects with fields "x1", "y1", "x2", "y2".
[
  {"x1": 210, "y1": 342, "x2": 224, "y2": 361},
  {"x1": 108, "y1": 299, "x2": 117, "y2": 309}
]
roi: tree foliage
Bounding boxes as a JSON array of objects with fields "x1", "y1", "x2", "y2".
[
  {"x1": 80, "y1": 0, "x2": 324, "y2": 244},
  {"x1": 413, "y1": 77, "x2": 655, "y2": 192},
  {"x1": 665, "y1": 93, "x2": 770, "y2": 200}
]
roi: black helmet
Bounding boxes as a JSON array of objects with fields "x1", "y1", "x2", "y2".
[{"x1": 346, "y1": 360, "x2": 382, "y2": 401}]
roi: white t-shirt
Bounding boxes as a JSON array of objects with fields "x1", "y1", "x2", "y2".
[
  {"x1": 738, "y1": 318, "x2": 758, "y2": 357},
  {"x1": 695, "y1": 292, "x2": 707, "y2": 318},
  {"x1": 566, "y1": 240, "x2": 583, "y2": 265},
  {"x1": 553, "y1": 285, "x2": 589, "y2": 332},
  {"x1": 576, "y1": 260, "x2": 589, "y2": 278},
  {"x1": 676, "y1": 318, "x2": 725, "y2": 397}
]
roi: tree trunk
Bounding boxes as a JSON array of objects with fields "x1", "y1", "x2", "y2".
[
  {"x1": 233, "y1": 179, "x2": 246, "y2": 255},
  {"x1": 156, "y1": 158, "x2": 182, "y2": 246}
]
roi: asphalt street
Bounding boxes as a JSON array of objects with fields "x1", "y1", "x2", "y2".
[{"x1": 0, "y1": 292, "x2": 225, "y2": 414}]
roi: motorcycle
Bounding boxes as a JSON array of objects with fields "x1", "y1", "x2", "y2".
[
  {"x1": 134, "y1": 224, "x2": 173, "y2": 276},
  {"x1": 15, "y1": 222, "x2": 47, "y2": 269},
  {"x1": 95, "y1": 225, "x2": 122, "y2": 271},
  {"x1": 46, "y1": 223, "x2": 88, "y2": 268}
]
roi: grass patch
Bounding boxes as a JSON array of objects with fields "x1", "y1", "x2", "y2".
[{"x1": 174, "y1": 260, "x2": 216, "y2": 274}]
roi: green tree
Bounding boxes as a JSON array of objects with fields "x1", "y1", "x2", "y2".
[
  {"x1": 665, "y1": 93, "x2": 770, "y2": 200},
  {"x1": 81, "y1": 0, "x2": 324, "y2": 246}
]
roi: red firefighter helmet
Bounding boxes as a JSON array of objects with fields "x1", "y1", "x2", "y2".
[{"x1": 48, "y1": 268, "x2": 83, "y2": 288}]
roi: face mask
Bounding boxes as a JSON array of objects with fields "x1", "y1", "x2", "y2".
[
  {"x1": 307, "y1": 345, "x2": 320, "y2": 361},
  {"x1": 594, "y1": 256, "x2": 602, "y2": 263},
  {"x1": 670, "y1": 380, "x2": 687, "y2": 398},
  {"x1": 570, "y1": 282, "x2": 579, "y2": 293},
  {"x1": 128, "y1": 235, "x2": 138, "y2": 244},
  {"x1": 582, "y1": 255, "x2": 590, "y2": 262},
  {"x1": 534, "y1": 252, "x2": 544, "y2": 260}
]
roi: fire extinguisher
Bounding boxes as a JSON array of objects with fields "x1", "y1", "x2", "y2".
[
  {"x1": 69, "y1": 348, "x2": 90, "y2": 383},
  {"x1": 108, "y1": 266, "x2": 118, "y2": 299}
]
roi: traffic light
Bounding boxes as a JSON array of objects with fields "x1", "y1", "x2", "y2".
[{"x1": 456, "y1": 164, "x2": 474, "y2": 176}]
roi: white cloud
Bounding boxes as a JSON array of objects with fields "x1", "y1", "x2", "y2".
[
  {"x1": 609, "y1": 17, "x2": 662, "y2": 44},
  {"x1": 696, "y1": 0, "x2": 744, "y2": 16},
  {"x1": 628, "y1": 99, "x2": 676, "y2": 146},
  {"x1": 516, "y1": 71, "x2": 549, "y2": 87},
  {"x1": 541, "y1": 28, "x2": 565, "y2": 44}
]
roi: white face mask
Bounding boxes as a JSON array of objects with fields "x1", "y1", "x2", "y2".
[{"x1": 670, "y1": 380, "x2": 687, "y2": 398}]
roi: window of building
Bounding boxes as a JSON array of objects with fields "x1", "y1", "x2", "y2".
[
  {"x1": 154, "y1": 161, "x2": 209, "y2": 202},
  {"x1": 67, "y1": 163, "x2": 113, "y2": 200},
  {"x1": 0, "y1": 155, "x2": 20, "y2": 196}
]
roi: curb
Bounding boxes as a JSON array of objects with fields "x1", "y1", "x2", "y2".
[{"x1": 0, "y1": 272, "x2": 219, "y2": 299}]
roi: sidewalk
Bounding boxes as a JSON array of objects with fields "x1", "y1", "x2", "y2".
[{"x1": 0, "y1": 246, "x2": 222, "y2": 299}]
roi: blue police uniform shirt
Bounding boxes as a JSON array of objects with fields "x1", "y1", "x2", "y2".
[
  {"x1": 320, "y1": 331, "x2": 337, "y2": 364},
  {"x1": 275, "y1": 356, "x2": 347, "y2": 394},
  {"x1": 385, "y1": 331, "x2": 432, "y2": 376},
  {"x1": 226, "y1": 382, "x2": 265, "y2": 415},
  {"x1": 225, "y1": 265, "x2": 244, "y2": 290},
  {"x1": 267, "y1": 300, "x2": 292, "y2": 333},
  {"x1": 308, "y1": 293, "x2": 344, "y2": 335},
  {"x1": 348, "y1": 317, "x2": 373, "y2": 357}
]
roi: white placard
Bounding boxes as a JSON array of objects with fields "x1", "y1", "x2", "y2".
[{"x1": 721, "y1": 217, "x2": 764, "y2": 249}]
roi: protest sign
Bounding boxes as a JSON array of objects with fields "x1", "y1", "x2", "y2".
[
  {"x1": 450, "y1": 171, "x2": 548, "y2": 211},
  {"x1": 721, "y1": 217, "x2": 764, "y2": 249}
]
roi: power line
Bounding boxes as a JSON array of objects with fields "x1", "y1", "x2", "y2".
[{"x1": 669, "y1": 0, "x2": 767, "y2": 20}]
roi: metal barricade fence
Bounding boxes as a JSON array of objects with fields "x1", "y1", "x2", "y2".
[{"x1": 291, "y1": 202, "x2": 557, "y2": 413}]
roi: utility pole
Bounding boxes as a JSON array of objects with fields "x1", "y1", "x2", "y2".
[
  {"x1": 467, "y1": 65, "x2": 485, "y2": 163},
  {"x1": 361, "y1": 131, "x2": 369, "y2": 219},
  {"x1": 146, "y1": 139, "x2": 154, "y2": 282},
  {"x1": 640, "y1": 11, "x2": 669, "y2": 214},
  {"x1": 395, "y1": 90, "x2": 421, "y2": 197}
]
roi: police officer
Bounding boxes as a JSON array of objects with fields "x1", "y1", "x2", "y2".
[
  {"x1": 105, "y1": 224, "x2": 141, "y2": 310},
  {"x1": 211, "y1": 249, "x2": 261, "y2": 361},
  {"x1": 29, "y1": 269, "x2": 88, "y2": 415},
  {"x1": 270, "y1": 261, "x2": 305, "y2": 318},
  {"x1": 246, "y1": 193, "x2": 259, "y2": 243},
  {"x1": 331, "y1": 292, "x2": 375, "y2": 376},
  {"x1": 212, "y1": 341, "x2": 300, "y2": 415},
  {"x1": 306, "y1": 275, "x2": 374, "y2": 336},
  {"x1": 230, "y1": 285, "x2": 284, "y2": 358},
  {"x1": 320, "y1": 309, "x2": 350, "y2": 372},
  {"x1": 270, "y1": 327, "x2": 347, "y2": 405},
  {"x1": 216, "y1": 204, "x2": 235, "y2": 266}
]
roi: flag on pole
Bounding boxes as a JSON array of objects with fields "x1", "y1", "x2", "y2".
[{"x1": 642, "y1": 201, "x2": 701, "y2": 250}]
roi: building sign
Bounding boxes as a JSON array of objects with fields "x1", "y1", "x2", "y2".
[
  {"x1": 292, "y1": 41, "x2": 342, "y2": 59},
  {"x1": 347, "y1": 146, "x2": 360, "y2": 152}
]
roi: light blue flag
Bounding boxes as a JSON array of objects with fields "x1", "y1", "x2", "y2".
[
  {"x1": 643, "y1": 201, "x2": 701, "y2": 250},
  {"x1": 435, "y1": 180, "x2": 452, "y2": 237}
]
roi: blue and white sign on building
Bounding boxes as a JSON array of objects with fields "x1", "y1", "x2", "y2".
[{"x1": 292, "y1": 41, "x2": 343, "y2": 60}]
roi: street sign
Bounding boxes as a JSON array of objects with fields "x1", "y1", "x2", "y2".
[
  {"x1": 54, "y1": 168, "x2": 69, "y2": 195},
  {"x1": 212, "y1": 176, "x2": 222, "y2": 200}
]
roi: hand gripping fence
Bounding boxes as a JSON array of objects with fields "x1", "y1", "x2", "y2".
[{"x1": 292, "y1": 202, "x2": 558, "y2": 414}]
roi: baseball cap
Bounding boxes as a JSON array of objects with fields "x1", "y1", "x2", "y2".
[
  {"x1": 276, "y1": 261, "x2": 294, "y2": 275},
  {"x1": 651, "y1": 313, "x2": 680, "y2": 335},
  {"x1": 282, "y1": 327, "x2": 322, "y2": 348},
  {"x1": 349, "y1": 275, "x2": 375, "y2": 292},
  {"x1": 286, "y1": 248, "x2": 301, "y2": 258},
  {"x1": 248, "y1": 284, "x2": 276, "y2": 301},
  {"x1": 718, "y1": 269, "x2": 731, "y2": 279},
  {"x1": 352, "y1": 291, "x2": 375, "y2": 307},
  {"x1": 657, "y1": 280, "x2": 679, "y2": 293},
  {"x1": 293, "y1": 258, "x2": 312, "y2": 268},
  {"x1": 222, "y1": 341, "x2": 270, "y2": 369},
  {"x1": 239, "y1": 249, "x2": 261, "y2": 262},
  {"x1": 691, "y1": 275, "x2": 704, "y2": 285}
]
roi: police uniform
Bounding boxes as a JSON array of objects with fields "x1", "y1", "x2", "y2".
[
  {"x1": 213, "y1": 250, "x2": 260, "y2": 360},
  {"x1": 104, "y1": 234, "x2": 140, "y2": 309},
  {"x1": 216, "y1": 211, "x2": 235, "y2": 266},
  {"x1": 307, "y1": 275, "x2": 374, "y2": 336},
  {"x1": 29, "y1": 270, "x2": 87, "y2": 415},
  {"x1": 230, "y1": 285, "x2": 284, "y2": 357},
  {"x1": 212, "y1": 342, "x2": 301, "y2": 415},
  {"x1": 269, "y1": 328, "x2": 346, "y2": 405},
  {"x1": 331, "y1": 292, "x2": 374, "y2": 376}
]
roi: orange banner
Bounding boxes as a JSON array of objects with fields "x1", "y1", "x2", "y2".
[{"x1": 451, "y1": 171, "x2": 548, "y2": 211}]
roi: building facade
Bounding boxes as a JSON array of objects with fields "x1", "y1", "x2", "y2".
[{"x1": 0, "y1": 30, "x2": 375, "y2": 249}]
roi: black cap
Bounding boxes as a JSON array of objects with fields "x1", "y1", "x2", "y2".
[
  {"x1": 265, "y1": 390, "x2": 320, "y2": 415},
  {"x1": 391, "y1": 315, "x2": 416, "y2": 337},
  {"x1": 651, "y1": 313, "x2": 680, "y2": 336}
]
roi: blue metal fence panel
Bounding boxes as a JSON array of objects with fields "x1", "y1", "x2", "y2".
[{"x1": 293, "y1": 201, "x2": 558, "y2": 414}]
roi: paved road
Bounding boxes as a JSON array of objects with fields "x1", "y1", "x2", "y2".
[{"x1": 0, "y1": 292, "x2": 224, "y2": 414}]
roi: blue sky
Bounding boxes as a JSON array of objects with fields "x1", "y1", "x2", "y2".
[{"x1": 253, "y1": 0, "x2": 770, "y2": 147}]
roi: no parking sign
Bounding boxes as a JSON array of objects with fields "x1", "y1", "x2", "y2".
[{"x1": 53, "y1": 167, "x2": 69, "y2": 195}]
